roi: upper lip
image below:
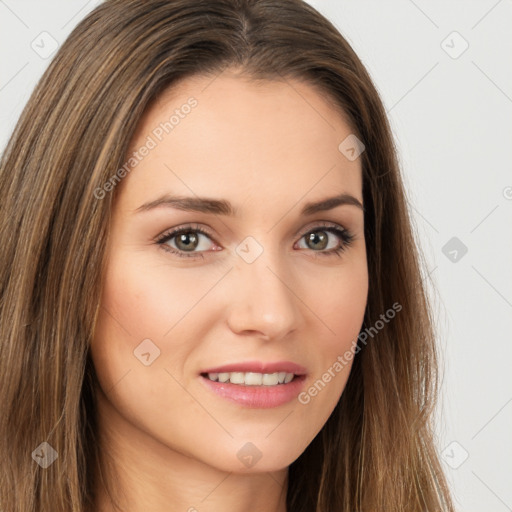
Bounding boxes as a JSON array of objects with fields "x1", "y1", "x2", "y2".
[{"x1": 200, "y1": 361, "x2": 307, "y2": 376}]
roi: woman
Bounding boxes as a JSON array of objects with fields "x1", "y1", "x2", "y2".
[{"x1": 0, "y1": 0, "x2": 454, "y2": 510}]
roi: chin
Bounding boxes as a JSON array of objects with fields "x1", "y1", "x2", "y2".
[{"x1": 190, "y1": 438, "x2": 305, "y2": 474}]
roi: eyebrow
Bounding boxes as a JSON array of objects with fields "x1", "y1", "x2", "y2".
[{"x1": 134, "y1": 192, "x2": 364, "y2": 216}]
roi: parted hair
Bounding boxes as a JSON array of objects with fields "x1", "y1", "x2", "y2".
[{"x1": 0, "y1": 0, "x2": 454, "y2": 510}]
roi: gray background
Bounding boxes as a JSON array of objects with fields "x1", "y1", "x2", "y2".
[{"x1": 1, "y1": 1, "x2": 511, "y2": 510}]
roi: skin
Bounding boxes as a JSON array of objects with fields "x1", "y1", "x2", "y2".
[{"x1": 91, "y1": 68, "x2": 368, "y2": 512}]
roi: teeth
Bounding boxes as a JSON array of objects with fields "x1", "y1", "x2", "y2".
[
  {"x1": 206, "y1": 371, "x2": 296, "y2": 386},
  {"x1": 262, "y1": 373, "x2": 277, "y2": 385},
  {"x1": 245, "y1": 372, "x2": 262, "y2": 385}
]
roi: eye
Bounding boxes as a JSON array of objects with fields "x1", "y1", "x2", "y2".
[
  {"x1": 155, "y1": 222, "x2": 355, "y2": 259},
  {"x1": 155, "y1": 224, "x2": 218, "y2": 259},
  {"x1": 295, "y1": 223, "x2": 355, "y2": 258}
]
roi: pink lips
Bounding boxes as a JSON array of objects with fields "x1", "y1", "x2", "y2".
[{"x1": 199, "y1": 360, "x2": 308, "y2": 409}]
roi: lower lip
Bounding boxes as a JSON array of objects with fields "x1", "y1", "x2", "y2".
[{"x1": 199, "y1": 374, "x2": 307, "y2": 408}]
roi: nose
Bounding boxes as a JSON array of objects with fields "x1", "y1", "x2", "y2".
[{"x1": 224, "y1": 247, "x2": 303, "y2": 341}]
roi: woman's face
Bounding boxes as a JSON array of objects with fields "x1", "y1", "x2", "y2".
[{"x1": 91, "y1": 70, "x2": 368, "y2": 473}]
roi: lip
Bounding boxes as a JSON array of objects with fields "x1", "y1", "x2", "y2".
[
  {"x1": 199, "y1": 373, "x2": 307, "y2": 408},
  {"x1": 200, "y1": 360, "x2": 308, "y2": 375},
  {"x1": 199, "y1": 360, "x2": 308, "y2": 409}
]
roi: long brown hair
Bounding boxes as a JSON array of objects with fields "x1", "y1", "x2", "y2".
[{"x1": 0, "y1": 0, "x2": 454, "y2": 510}]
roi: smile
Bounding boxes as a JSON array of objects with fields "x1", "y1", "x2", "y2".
[{"x1": 202, "y1": 371, "x2": 296, "y2": 386}]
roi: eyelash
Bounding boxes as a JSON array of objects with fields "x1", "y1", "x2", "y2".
[{"x1": 155, "y1": 222, "x2": 355, "y2": 260}]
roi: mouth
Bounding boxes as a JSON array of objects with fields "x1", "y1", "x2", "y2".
[{"x1": 198, "y1": 361, "x2": 308, "y2": 408}]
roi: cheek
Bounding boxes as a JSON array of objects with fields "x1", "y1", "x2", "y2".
[
  {"x1": 300, "y1": 258, "x2": 368, "y2": 404},
  {"x1": 90, "y1": 250, "x2": 230, "y2": 388},
  {"x1": 309, "y1": 257, "x2": 368, "y2": 349},
  {"x1": 95, "y1": 250, "x2": 223, "y2": 343},
  {"x1": 89, "y1": 253, "x2": 218, "y2": 449}
]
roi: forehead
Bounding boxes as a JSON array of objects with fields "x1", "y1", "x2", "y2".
[{"x1": 119, "y1": 71, "x2": 363, "y2": 213}]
